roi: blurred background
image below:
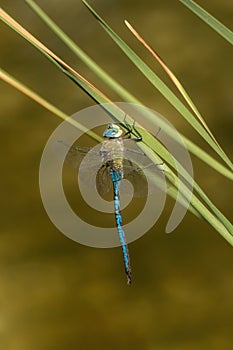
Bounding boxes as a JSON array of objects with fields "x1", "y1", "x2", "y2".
[{"x1": 0, "y1": 0, "x2": 233, "y2": 349}]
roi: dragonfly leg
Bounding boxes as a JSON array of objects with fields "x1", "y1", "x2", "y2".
[
  {"x1": 155, "y1": 127, "x2": 161, "y2": 137},
  {"x1": 120, "y1": 114, "x2": 133, "y2": 136},
  {"x1": 120, "y1": 114, "x2": 142, "y2": 142}
]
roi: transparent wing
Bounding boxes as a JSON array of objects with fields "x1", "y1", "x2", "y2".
[
  {"x1": 53, "y1": 140, "x2": 101, "y2": 168},
  {"x1": 123, "y1": 139, "x2": 157, "y2": 169},
  {"x1": 55, "y1": 139, "x2": 159, "y2": 170},
  {"x1": 96, "y1": 165, "x2": 112, "y2": 195},
  {"x1": 54, "y1": 140, "x2": 166, "y2": 197}
]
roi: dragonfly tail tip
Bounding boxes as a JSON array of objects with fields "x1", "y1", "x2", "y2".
[{"x1": 127, "y1": 275, "x2": 132, "y2": 285}]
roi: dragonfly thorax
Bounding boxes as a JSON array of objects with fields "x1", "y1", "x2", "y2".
[{"x1": 100, "y1": 138, "x2": 124, "y2": 159}]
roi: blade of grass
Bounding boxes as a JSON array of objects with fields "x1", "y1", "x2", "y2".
[
  {"x1": 0, "y1": 8, "x2": 184, "y2": 194},
  {"x1": 81, "y1": 0, "x2": 233, "y2": 171},
  {"x1": 0, "y1": 68, "x2": 102, "y2": 143},
  {"x1": 23, "y1": 0, "x2": 232, "y2": 180},
  {"x1": 124, "y1": 20, "x2": 222, "y2": 149},
  {"x1": 183, "y1": 137, "x2": 232, "y2": 180},
  {"x1": 140, "y1": 127, "x2": 233, "y2": 236},
  {"x1": 0, "y1": 8, "x2": 175, "y2": 146},
  {"x1": 2, "y1": 65, "x2": 232, "y2": 244},
  {"x1": 0, "y1": 67, "x2": 200, "y2": 221},
  {"x1": 0, "y1": 8, "x2": 130, "y2": 123},
  {"x1": 124, "y1": 20, "x2": 233, "y2": 185},
  {"x1": 140, "y1": 137, "x2": 233, "y2": 244},
  {"x1": 2, "y1": 70, "x2": 232, "y2": 244},
  {"x1": 25, "y1": 0, "x2": 135, "y2": 103},
  {"x1": 1, "y1": 8, "x2": 232, "y2": 242},
  {"x1": 0, "y1": 5, "x2": 199, "y2": 158},
  {"x1": 178, "y1": 0, "x2": 233, "y2": 45}
]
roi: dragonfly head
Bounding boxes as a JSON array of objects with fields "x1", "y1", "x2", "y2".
[{"x1": 103, "y1": 123, "x2": 123, "y2": 138}]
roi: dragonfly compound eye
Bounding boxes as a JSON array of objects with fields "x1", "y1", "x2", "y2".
[{"x1": 103, "y1": 124, "x2": 123, "y2": 138}]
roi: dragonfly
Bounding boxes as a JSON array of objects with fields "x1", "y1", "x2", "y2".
[{"x1": 57, "y1": 122, "x2": 164, "y2": 284}]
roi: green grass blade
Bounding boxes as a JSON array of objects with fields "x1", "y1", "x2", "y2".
[
  {"x1": 124, "y1": 20, "x2": 223, "y2": 151},
  {"x1": 2, "y1": 64, "x2": 232, "y2": 243},
  {"x1": 0, "y1": 67, "x2": 200, "y2": 221},
  {"x1": 81, "y1": 0, "x2": 233, "y2": 171},
  {"x1": 140, "y1": 127, "x2": 233, "y2": 236},
  {"x1": 23, "y1": 1, "x2": 233, "y2": 179},
  {"x1": 0, "y1": 8, "x2": 124, "y2": 119},
  {"x1": 178, "y1": 0, "x2": 233, "y2": 45},
  {"x1": 25, "y1": 0, "x2": 222, "y2": 155},
  {"x1": 0, "y1": 68, "x2": 102, "y2": 143},
  {"x1": 139, "y1": 135, "x2": 233, "y2": 244},
  {"x1": 24, "y1": 0, "x2": 136, "y2": 102},
  {"x1": 1, "y1": 8, "x2": 232, "y2": 243},
  {"x1": 183, "y1": 137, "x2": 233, "y2": 180}
]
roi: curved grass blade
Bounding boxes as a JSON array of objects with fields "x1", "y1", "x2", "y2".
[
  {"x1": 1, "y1": 67, "x2": 233, "y2": 244},
  {"x1": 124, "y1": 20, "x2": 233, "y2": 186},
  {"x1": 0, "y1": 8, "x2": 128, "y2": 124},
  {"x1": 25, "y1": 0, "x2": 135, "y2": 103},
  {"x1": 183, "y1": 137, "x2": 232, "y2": 180},
  {"x1": 140, "y1": 128, "x2": 233, "y2": 237},
  {"x1": 178, "y1": 0, "x2": 233, "y2": 45},
  {"x1": 0, "y1": 68, "x2": 199, "y2": 221},
  {"x1": 0, "y1": 68, "x2": 102, "y2": 143},
  {"x1": 124, "y1": 20, "x2": 222, "y2": 150},
  {"x1": 0, "y1": 6, "x2": 208, "y2": 170},
  {"x1": 1, "y1": 9, "x2": 232, "y2": 243},
  {"x1": 23, "y1": 1, "x2": 233, "y2": 180},
  {"x1": 81, "y1": 0, "x2": 233, "y2": 171}
]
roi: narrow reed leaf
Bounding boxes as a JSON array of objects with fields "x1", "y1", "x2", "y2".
[
  {"x1": 124, "y1": 20, "x2": 233, "y2": 185},
  {"x1": 178, "y1": 0, "x2": 233, "y2": 45},
  {"x1": 25, "y1": 0, "x2": 136, "y2": 102},
  {"x1": 140, "y1": 128, "x2": 233, "y2": 238},
  {"x1": 1, "y1": 7, "x2": 232, "y2": 243},
  {"x1": 183, "y1": 137, "x2": 233, "y2": 180},
  {"x1": 124, "y1": 20, "x2": 222, "y2": 150},
  {"x1": 1, "y1": 63, "x2": 232, "y2": 242},
  {"x1": 0, "y1": 8, "x2": 126, "y2": 121},
  {"x1": 0, "y1": 68, "x2": 102, "y2": 143},
  {"x1": 0, "y1": 67, "x2": 200, "y2": 221},
  {"x1": 23, "y1": 1, "x2": 233, "y2": 179},
  {"x1": 81, "y1": 0, "x2": 233, "y2": 171}
]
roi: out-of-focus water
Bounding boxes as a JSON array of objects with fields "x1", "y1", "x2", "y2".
[{"x1": 0, "y1": 1, "x2": 232, "y2": 349}]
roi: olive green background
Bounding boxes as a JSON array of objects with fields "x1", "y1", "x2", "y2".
[{"x1": 0, "y1": 1, "x2": 232, "y2": 349}]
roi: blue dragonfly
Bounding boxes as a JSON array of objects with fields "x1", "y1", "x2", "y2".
[{"x1": 58, "y1": 122, "x2": 164, "y2": 284}]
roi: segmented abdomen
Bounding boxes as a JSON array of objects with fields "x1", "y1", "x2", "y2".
[{"x1": 110, "y1": 169, "x2": 131, "y2": 285}]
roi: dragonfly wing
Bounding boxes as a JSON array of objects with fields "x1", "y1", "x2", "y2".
[
  {"x1": 123, "y1": 141, "x2": 156, "y2": 168},
  {"x1": 121, "y1": 159, "x2": 149, "y2": 197},
  {"x1": 54, "y1": 141, "x2": 113, "y2": 194},
  {"x1": 96, "y1": 165, "x2": 112, "y2": 195},
  {"x1": 78, "y1": 145, "x2": 114, "y2": 195},
  {"x1": 121, "y1": 146, "x2": 165, "y2": 198},
  {"x1": 54, "y1": 140, "x2": 101, "y2": 168},
  {"x1": 64, "y1": 145, "x2": 91, "y2": 168}
]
